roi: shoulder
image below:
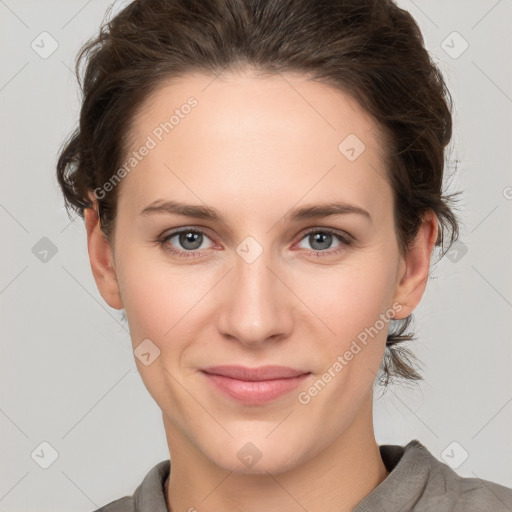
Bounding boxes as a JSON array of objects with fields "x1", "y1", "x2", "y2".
[
  {"x1": 90, "y1": 460, "x2": 170, "y2": 512},
  {"x1": 92, "y1": 496, "x2": 134, "y2": 512},
  {"x1": 425, "y1": 457, "x2": 512, "y2": 511},
  {"x1": 406, "y1": 440, "x2": 512, "y2": 511},
  {"x1": 356, "y1": 439, "x2": 512, "y2": 511}
]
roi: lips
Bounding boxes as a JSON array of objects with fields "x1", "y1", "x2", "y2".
[
  {"x1": 201, "y1": 365, "x2": 308, "y2": 381},
  {"x1": 200, "y1": 365, "x2": 311, "y2": 404}
]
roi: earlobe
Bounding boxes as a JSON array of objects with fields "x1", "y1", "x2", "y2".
[
  {"x1": 391, "y1": 210, "x2": 439, "y2": 319},
  {"x1": 84, "y1": 193, "x2": 124, "y2": 310}
]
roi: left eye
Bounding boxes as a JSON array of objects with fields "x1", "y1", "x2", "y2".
[{"x1": 296, "y1": 229, "x2": 349, "y2": 252}]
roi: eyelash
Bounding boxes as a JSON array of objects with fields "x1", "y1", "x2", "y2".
[{"x1": 156, "y1": 227, "x2": 353, "y2": 259}]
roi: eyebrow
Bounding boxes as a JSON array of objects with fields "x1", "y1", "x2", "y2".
[{"x1": 140, "y1": 199, "x2": 372, "y2": 224}]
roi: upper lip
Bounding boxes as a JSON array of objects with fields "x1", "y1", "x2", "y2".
[{"x1": 201, "y1": 365, "x2": 309, "y2": 381}]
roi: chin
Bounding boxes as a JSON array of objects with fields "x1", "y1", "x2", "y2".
[{"x1": 205, "y1": 438, "x2": 308, "y2": 476}]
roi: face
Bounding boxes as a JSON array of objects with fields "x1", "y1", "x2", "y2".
[{"x1": 85, "y1": 70, "x2": 436, "y2": 475}]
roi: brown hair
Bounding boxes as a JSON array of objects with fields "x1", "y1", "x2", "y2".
[{"x1": 56, "y1": 0, "x2": 461, "y2": 388}]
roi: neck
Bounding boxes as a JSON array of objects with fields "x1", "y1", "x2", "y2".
[{"x1": 163, "y1": 396, "x2": 389, "y2": 512}]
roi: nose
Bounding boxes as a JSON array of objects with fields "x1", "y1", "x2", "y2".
[{"x1": 216, "y1": 249, "x2": 294, "y2": 348}]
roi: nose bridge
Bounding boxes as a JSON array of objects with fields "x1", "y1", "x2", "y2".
[{"x1": 216, "y1": 244, "x2": 292, "y2": 345}]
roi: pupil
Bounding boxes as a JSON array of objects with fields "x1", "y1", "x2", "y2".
[
  {"x1": 180, "y1": 232, "x2": 202, "y2": 250},
  {"x1": 311, "y1": 232, "x2": 331, "y2": 250}
]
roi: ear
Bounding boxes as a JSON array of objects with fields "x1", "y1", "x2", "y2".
[
  {"x1": 391, "y1": 210, "x2": 439, "y2": 319},
  {"x1": 84, "y1": 192, "x2": 124, "y2": 310}
]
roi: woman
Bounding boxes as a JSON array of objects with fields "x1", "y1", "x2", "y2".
[{"x1": 56, "y1": 0, "x2": 512, "y2": 510}]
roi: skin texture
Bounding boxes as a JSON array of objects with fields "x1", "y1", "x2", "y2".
[{"x1": 84, "y1": 69, "x2": 438, "y2": 512}]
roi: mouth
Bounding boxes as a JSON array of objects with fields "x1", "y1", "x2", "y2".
[{"x1": 200, "y1": 365, "x2": 311, "y2": 405}]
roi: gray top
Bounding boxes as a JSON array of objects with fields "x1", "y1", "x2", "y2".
[{"x1": 93, "y1": 439, "x2": 512, "y2": 511}]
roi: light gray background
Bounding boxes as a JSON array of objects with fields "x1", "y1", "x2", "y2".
[{"x1": 1, "y1": 1, "x2": 511, "y2": 511}]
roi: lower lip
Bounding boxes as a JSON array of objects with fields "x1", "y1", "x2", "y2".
[{"x1": 202, "y1": 371, "x2": 310, "y2": 405}]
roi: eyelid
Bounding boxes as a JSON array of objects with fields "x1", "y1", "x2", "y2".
[
  {"x1": 297, "y1": 226, "x2": 353, "y2": 243},
  {"x1": 160, "y1": 225, "x2": 216, "y2": 241}
]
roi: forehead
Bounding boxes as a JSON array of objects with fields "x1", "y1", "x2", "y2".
[{"x1": 118, "y1": 70, "x2": 391, "y2": 220}]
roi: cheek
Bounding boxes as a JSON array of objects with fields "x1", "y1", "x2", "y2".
[
  {"x1": 115, "y1": 248, "x2": 219, "y2": 352},
  {"x1": 114, "y1": 247, "x2": 175, "y2": 340},
  {"x1": 295, "y1": 263, "x2": 396, "y2": 418},
  {"x1": 293, "y1": 250, "x2": 398, "y2": 375},
  {"x1": 114, "y1": 251, "x2": 206, "y2": 409},
  {"x1": 304, "y1": 260, "x2": 396, "y2": 336}
]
